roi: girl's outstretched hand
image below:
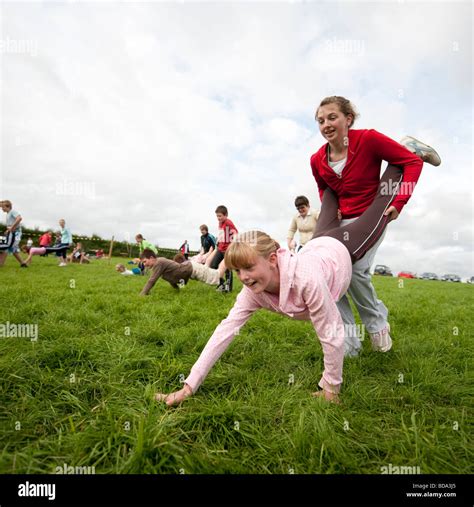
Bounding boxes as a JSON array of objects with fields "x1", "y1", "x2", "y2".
[
  {"x1": 312, "y1": 389, "x2": 340, "y2": 404},
  {"x1": 155, "y1": 384, "x2": 193, "y2": 406}
]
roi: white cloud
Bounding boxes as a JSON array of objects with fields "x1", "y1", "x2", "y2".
[{"x1": 1, "y1": 1, "x2": 472, "y2": 278}]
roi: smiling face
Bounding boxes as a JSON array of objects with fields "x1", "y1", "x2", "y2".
[
  {"x1": 316, "y1": 103, "x2": 352, "y2": 145},
  {"x1": 235, "y1": 252, "x2": 280, "y2": 295},
  {"x1": 296, "y1": 204, "x2": 309, "y2": 217},
  {"x1": 216, "y1": 212, "x2": 227, "y2": 225}
]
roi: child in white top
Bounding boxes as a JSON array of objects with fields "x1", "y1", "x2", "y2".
[{"x1": 116, "y1": 264, "x2": 141, "y2": 276}]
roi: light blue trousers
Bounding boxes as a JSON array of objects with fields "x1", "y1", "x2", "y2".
[{"x1": 337, "y1": 218, "x2": 389, "y2": 357}]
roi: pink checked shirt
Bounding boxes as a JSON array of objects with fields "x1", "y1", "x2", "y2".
[{"x1": 185, "y1": 236, "x2": 352, "y2": 394}]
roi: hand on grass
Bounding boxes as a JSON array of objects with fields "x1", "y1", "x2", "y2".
[
  {"x1": 311, "y1": 389, "x2": 340, "y2": 404},
  {"x1": 155, "y1": 384, "x2": 193, "y2": 406},
  {"x1": 384, "y1": 206, "x2": 399, "y2": 222}
]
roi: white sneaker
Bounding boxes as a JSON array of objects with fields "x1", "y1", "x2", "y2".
[
  {"x1": 58, "y1": 262, "x2": 67, "y2": 267},
  {"x1": 399, "y1": 136, "x2": 441, "y2": 166},
  {"x1": 370, "y1": 325, "x2": 392, "y2": 352}
]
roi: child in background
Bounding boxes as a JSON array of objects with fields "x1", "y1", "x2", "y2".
[
  {"x1": 0, "y1": 200, "x2": 27, "y2": 267},
  {"x1": 39, "y1": 231, "x2": 52, "y2": 248},
  {"x1": 209, "y1": 205, "x2": 238, "y2": 292},
  {"x1": 192, "y1": 224, "x2": 216, "y2": 265},
  {"x1": 68, "y1": 242, "x2": 90, "y2": 264},
  {"x1": 179, "y1": 240, "x2": 190, "y2": 260},
  {"x1": 116, "y1": 264, "x2": 143, "y2": 276},
  {"x1": 135, "y1": 234, "x2": 158, "y2": 255},
  {"x1": 24, "y1": 246, "x2": 48, "y2": 264},
  {"x1": 128, "y1": 257, "x2": 146, "y2": 273},
  {"x1": 26, "y1": 227, "x2": 71, "y2": 266},
  {"x1": 139, "y1": 249, "x2": 220, "y2": 295},
  {"x1": 24, "y1": 241, "x2": 78, "y2": 266},
  {"x1": 39, "y1": 230, "x2": 52, "y2": 257},
  {"x1": 57, "y1": 219, "x2": 73, "y2": 267},
  {"x1": 173, "y1": 253, "x2": 186, "y2": 263}
]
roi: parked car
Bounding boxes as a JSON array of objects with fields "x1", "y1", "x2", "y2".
[
  {"x1": 419, "y1": 272, "x2": 439, "y2": 280},
  {"x1": 374, "y1": 264, "x2": 393, "y2": 276},
  {"x1": 440, "y1": 274, "x2": 461, "y2": 282},
  {"x1": 467, "y1": 276, "x2": 474, "y2": 284},
  {"x1": 398, "y1": 271, "x2": 416, "y2": 279}
]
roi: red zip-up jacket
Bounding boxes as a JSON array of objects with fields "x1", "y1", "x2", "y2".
[{"x1": 310, "y1": 129, "x2": 423, "y2": 218}]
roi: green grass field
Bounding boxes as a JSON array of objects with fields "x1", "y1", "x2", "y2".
[{"x1": 0, "y1": 256, "x2": 472, "y2": 474}]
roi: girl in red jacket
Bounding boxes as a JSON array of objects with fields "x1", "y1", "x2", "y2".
[{"x1": 311, "y1": 95, "x2": 440, "y2": 355}]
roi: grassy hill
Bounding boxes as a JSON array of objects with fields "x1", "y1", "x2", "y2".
[{"x1": 0, "y1": 256, "x2": 472, "y2": 474}]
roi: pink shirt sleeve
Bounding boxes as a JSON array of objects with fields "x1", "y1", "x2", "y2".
[
  {"x1": 300, "y1": 270, "x2": 345, "y2": 394},
  {"x1": 185, "y1": 288, "x2": 261, "y2": 393}
]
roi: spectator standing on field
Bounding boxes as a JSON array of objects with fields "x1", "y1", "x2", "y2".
[
  {"x1": 287, "y1": 196, "x2": 320, "y2": 253},
  {"x1": 56, "y1": 219, "x2": 73, "y2": 267},
  {"x1": 179, "y1": 240, "x2": 190, "y2": 260}
]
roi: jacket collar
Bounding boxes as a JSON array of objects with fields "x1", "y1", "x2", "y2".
[
  {"x1": 322, "y1": 129, "x2": 357, "y2": 167},
  {"x1": 298, "y1": 208, "x2": 316, "y2": 218}
]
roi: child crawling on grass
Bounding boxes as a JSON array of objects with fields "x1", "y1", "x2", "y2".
[
  {"x1": 116, "y1": 263, "x2": 143, "y2": 276},
  {"x1": 139, "y1": 249, "x2": 221, "y2": 295},
  {"x1": 155, "y1": 138, "x2": 440, "y2": 406}
]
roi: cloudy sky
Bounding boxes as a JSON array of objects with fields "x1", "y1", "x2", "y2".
[{"x1": 1, "y1": 0, "x2": 472, "y2": 277}]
